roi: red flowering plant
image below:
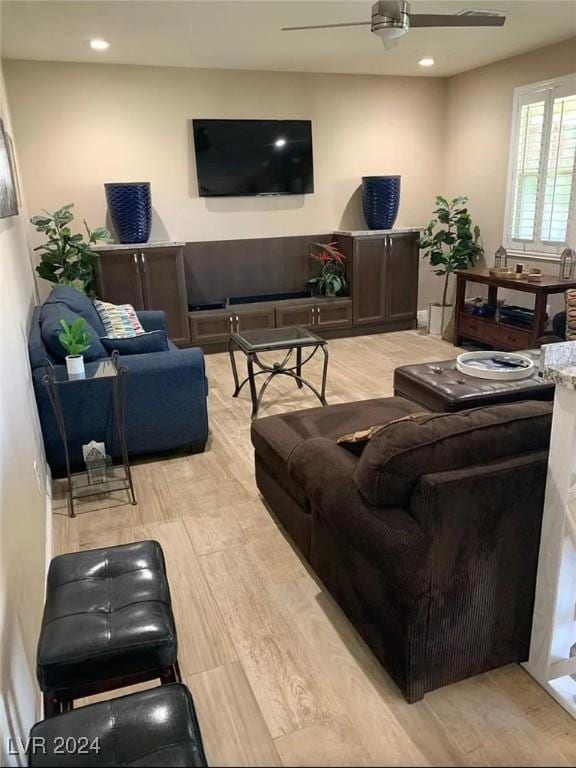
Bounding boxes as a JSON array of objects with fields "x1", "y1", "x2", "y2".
[{"x1": 308, "y1": 241, "x2": 348, "y2": 297}]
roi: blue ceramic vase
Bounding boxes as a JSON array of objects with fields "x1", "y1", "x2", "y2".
[
  {"x1": 361, "y1": 176, "x2": 401, "y2": 230},
  {"x1": 105, "y1": 182, "x2": 152, "y2": 244}
]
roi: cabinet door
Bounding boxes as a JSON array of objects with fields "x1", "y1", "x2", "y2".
[
  {"x1": 315, "y1": 299, "x2": 353, "y2": 329},
  {"x1": 275, "y1": 302, "x2": 315, "y2": 328},
  {"x1": 352, "y1": 238, "x2": 387, "y2": 325},
  {"x1": 139, "y1": 247, "x2": 190, "y2": 346},
  {"x1": 95, "y1": 250, "x2": 145, "y2": 311},
  {"x1": 385, "y1": 233, "x2": 419, "y2": 322},
  {"x1": 234, "y1": 307, "x2": 276, "y2": 333},
  {"x1": 189, "y1": 309, "x2": 234, "y2": 345}
]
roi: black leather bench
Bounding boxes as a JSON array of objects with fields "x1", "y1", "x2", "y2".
[
  {"x1": 37, "y1": 541, "x2": 180, "y2": 716},
  {"x1": 28, "y1": 683, "x2": 208, "y2": 767}
]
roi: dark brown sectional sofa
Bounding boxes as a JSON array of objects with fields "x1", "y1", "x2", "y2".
[{"x1": 251, "y1": 396, "x2": 552, "y2": 702}]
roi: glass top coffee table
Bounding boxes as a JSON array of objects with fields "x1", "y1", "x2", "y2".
[{"x1": 228, "y1": 326, "x2": 329, "y2": 420}]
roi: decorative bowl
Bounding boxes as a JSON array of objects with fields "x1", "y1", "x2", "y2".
[{"x1": 456, "y1": 351, "x2": 535, "y2": 380}]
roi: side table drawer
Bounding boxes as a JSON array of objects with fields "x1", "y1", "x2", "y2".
[
  {"x1": 498, "y1": 325, "x2": 533, "y2": 349},
  {"x1": 458, "y1": 314, "x2": 493, "y2": 344},
  {"x1": 458, "y1": 313, "x2": 534, "y2": 350}
]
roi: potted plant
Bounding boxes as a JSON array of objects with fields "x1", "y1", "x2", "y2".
[
  {"x1": 31, "y1": 204, "x2": 111, "y2": 296},
  {"x1": 59, "y1": 317, "x2": 92, "y2": 378},
  {"x1": 308, "y1": 241, "x2": 348, "y2": 297},
  {"x1": 419, "y1": 196, "x2": 483, "y2": 335}
]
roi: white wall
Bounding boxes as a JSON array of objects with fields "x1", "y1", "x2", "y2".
[
  {"x1": 3, "y1": 59, "x2": 447, "y2": 306},
  {"x1": 0, "y1": 60, "x2": 49, "y2": 766}
]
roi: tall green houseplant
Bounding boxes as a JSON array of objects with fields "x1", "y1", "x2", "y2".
[
  {"x1": 419, "y1": 195, "x2": 483, "y2": 321},
  {"x1": 32, "y1": 204, "x2": 111, "y2": 296}
]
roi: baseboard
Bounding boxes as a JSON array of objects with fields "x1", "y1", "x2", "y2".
[
  {"x1": 201, "y1": 319, "x2": 419, "y2": 353},
  {"x1": 417, "y1": 309, "x2": 428, "y2": 329},
  {"x1": 44, "y1": 467, "x2": 52, "y2": 574}
]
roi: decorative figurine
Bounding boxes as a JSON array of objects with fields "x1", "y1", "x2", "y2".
[
  {"x1": 559, "y1": 247, "x2": 575, "y2": 280},
  {"x1": 494, "y1": 245, "x2": 508, "y2": 269},
  {"x1": 82, "y1": 440, "x2": 108, "y2": 485}
]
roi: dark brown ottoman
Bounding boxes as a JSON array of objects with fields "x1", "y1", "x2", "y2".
[{"x1": 394, "y1": 351, "x2": 554, "y2": 413}]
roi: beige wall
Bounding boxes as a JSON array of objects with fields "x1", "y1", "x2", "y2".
[
  {"x1": 3, "y1": 59, "x2": 447, "y2": 306},
  {"x1": 444, "y1": 37, "x2": 576, "y2": 312},
  {"x1": 3, "y1": 38, "x2": 575, "y2": 315},
  {"x1": 0, "y1": 62, "x2": 48, "y2": 765}
]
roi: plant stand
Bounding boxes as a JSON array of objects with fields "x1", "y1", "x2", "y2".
[{"x1": 43, "y1": 352, "x2": 137, "y2": 518}]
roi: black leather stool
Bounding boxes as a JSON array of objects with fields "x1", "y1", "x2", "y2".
[
  {"x1": 37, "y1": 541, "x2": 180, "y2": 717},
  {"x1": 28, "y1": 683, "x2": 208, "y2": 767}
]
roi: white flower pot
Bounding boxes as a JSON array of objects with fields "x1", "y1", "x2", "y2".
[
  {"x1": 428, "y1": 303, "x2": 453, "y2": 336},
  {"x1": 66, "y1": 355, "x2": 85, "y2": 378}
]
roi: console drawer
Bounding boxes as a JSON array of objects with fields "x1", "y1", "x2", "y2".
[{"x1": 315, "y1": 298, "x2": 353, "y2": 329}]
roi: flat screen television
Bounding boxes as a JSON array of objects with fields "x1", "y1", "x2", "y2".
[{"x1": 192, "y1": 119, "x2": 314, "y2": 197}]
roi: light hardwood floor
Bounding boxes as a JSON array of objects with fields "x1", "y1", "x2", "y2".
[{"x1": 52, "y1": 331, "x2": 576, "y2": 767}]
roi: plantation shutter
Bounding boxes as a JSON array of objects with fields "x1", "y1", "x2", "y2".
[
  {"x1": 540, "y1": 89, "x2": 576, "y2": 243},
  {"x1": 506, "y1": 74, "x2": 576, "y2": 256}
]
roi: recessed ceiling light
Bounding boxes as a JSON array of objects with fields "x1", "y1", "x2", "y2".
[
  {"x1": 90, "y1": 39, "x2": 110, "y2": 51},
  {"x1": 418, "y1": 57, "x2": 435, "y2": 67}
]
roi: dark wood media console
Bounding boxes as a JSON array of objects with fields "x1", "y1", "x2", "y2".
[{"x1": 95, "y1": 230, "x2": 420, "y2": 352}]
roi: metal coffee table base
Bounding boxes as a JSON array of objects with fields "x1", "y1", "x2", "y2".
[{"x1": 229, "y1": 342, "x2": 328, "y2": 420}]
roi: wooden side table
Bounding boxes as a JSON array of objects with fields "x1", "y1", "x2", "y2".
[{"x1": 454, "y1": 268, "x2": 576, "y2": 350}]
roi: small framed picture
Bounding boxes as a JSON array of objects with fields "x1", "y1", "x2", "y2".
[{"x1": 0, "y1": 118, "x2": 19, "y2": 219}]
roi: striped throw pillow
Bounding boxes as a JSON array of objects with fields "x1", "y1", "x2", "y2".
[
  {"x1": 566, "y1": 290, "x2": 576, "y2": 342},
  {"x1": 94, "y1": 299, "x2": 145, "y2": 338}
]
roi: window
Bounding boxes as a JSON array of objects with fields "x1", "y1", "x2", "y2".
[{"x1": 504, "y1": 73, "x2": 576, "y2": 257}]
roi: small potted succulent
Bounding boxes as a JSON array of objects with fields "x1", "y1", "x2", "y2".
[
  {"x1": 308, "y1": 241, "x2": 348, "y2": 297},
  {"x1": 59, "y1": 317, "x2": 92, "y2": 378}
]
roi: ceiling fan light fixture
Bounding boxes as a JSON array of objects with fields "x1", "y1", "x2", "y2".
[
  {"x1": 371, "y1": 0, "x2": 410, "y2": 39},
  {"x1": 373, "y1": 25, "x2": 406, "y2": 40}
]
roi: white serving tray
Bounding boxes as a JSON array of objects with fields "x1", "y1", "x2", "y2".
[{"x1": 456, "y1": 351, "x2": 535, "y2": 380}]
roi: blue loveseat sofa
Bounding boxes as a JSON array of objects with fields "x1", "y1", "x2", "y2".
[{"x1": 29, "y1": 286, "x2": 209, "y2": 477}]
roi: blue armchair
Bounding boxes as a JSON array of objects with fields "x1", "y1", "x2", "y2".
[{"x1": 29, "y1": 287, "x2": 208, "y2": 477}]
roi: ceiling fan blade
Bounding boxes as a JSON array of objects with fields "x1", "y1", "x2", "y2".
[
  {"x1": 409, "y1": 13, "x2": 506, "y2": 28},
  {"x1": 282, "y1": 21, "x2": 371, "y2": 31}
]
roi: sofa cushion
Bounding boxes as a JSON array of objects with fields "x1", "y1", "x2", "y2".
[
  {"x1": 44, "y1": 285, "x2": 106, "y2": 336},
  {"x1": 29, "y1": 306, "x2": 53, "y2": 369},
  {"x1": 251, "y1": 397, "x2": 422, "y2": 508},
  {"x1": 100, "y1": 330, "x2": 169, "y2": 355},
  {"x1": 354, "y1": 400, "x2": 553, "y2": 507},
  {"x1": 40, "y1": 303, "x2": 107, "y2": 362}
]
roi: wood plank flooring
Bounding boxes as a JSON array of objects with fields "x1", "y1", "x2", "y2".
[{"x1": 52, "y1": 330, "x2": 576, "y2": 767}]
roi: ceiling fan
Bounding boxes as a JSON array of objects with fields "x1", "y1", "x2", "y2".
[{"x1": 282, "y1": 1, "x2": 506, "y2": 48}]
